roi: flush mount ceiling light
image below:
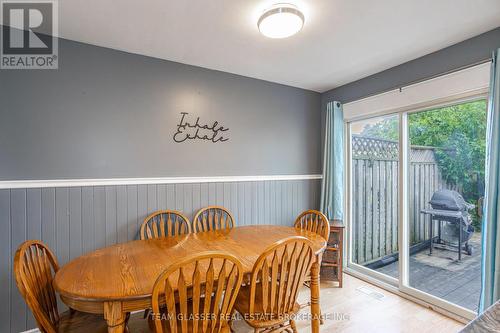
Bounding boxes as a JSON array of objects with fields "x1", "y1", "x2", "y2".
[{"x1": 258, "y1": 3, "x2": 305, "y2": 39}]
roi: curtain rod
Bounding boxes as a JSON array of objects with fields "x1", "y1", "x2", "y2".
[
  {"x1": 339, "y1": 57, "x2": 493, "y2": 104},
  {"x1": 394, "y1": 58, "x2": 493, "y2": 91}
]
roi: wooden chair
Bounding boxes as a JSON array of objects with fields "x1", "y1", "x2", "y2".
[
  {"x1": 294, "y1": 210, "x2": 330, "y2": 282},
  {"x1": 294, "y1": 210, "x2": 330, "y2": 241},
  {"x1": 14, "y1": 240, "x2": 113, "y2": 333},
  {"x1": 140, "y1": 210, "x2": 193, "y2": 321},
  {"x1": 294, "y1": 210, "x2": 330, "y2": 324},
  {"x1": 192, "y1": 206, "x2": 235, "y2": 233},
  {"x1": 149, "y1": 251, "x2": 243, "y2": 333},
  {"x1": 140, "y1": 210, "x2": 191, "y2": 240},
  {"x1": 233, "y1": 236, "x2": 315, "y2": 333}
]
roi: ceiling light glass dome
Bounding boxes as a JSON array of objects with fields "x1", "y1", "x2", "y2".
[{"x1": 258, "y1": 3, "x2": 305, "y2": 39}]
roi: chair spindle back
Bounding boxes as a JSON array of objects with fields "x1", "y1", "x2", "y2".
[
  {"x1": 294, "y1": 210, "x2": 330, "y2": 241},
  {"x1": 248, "y1": 236, "x2": 315, "y2": 317},
  {"x1": 14, "y1": 240, "x2": 60, "y2": 333},
  {"x1": 151, "y1": 251, "x2": 243, "y2": 333},
  {"x1": 140, "y1": 210, "x2": 191, "y2": 240},
  {"x1": 192, "y1": 206, "x2": 235, "y2": 233}
]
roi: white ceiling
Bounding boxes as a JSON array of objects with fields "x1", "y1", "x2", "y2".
[{"x1": 55, "y1": 0, "x2": 500, "y2": 92}]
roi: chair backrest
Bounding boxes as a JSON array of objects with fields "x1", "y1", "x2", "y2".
[
  {"x1": 14, "y1": 240, "x2": 60, "y2": 333},
  {"x1": 151, "y1": 251, "x2": 243, "y2": 333},
  {"x1": 294, "y1": 210, "x2": 330, "y2": 241},
  {"x1": 192, "y1": 206, "x2": 235, "y2": 233},
  {"x1": 140, "y1": 210, "x2": 191, "y2": 240},
  {"x1": 248, "y1": 236, "x2": 315, "y2": 317}
]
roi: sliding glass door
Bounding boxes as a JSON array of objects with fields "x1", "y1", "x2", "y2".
[
  {"x1": 347, "y1": 99, "x2": 488, "y2": 318},
  {"x1": 405, "y1": 100, "x2": 487, "y2": 313},
  {"x1": 349, "y1": 115, "x2": 400, "y2": 281}
]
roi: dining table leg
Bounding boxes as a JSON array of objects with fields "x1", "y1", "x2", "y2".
[
  {"x1": 104, "y1": 301, "x2": 127, "y2": 333},
  {"x1": 310, "y1": 260, "x2": 321, "y2": 333}
]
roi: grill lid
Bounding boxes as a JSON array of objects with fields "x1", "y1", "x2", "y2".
[{"x1": 429, "y1": 189, "x2": 469, "y2": 211}]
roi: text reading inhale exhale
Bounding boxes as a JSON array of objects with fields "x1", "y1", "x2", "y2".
[{"x1": 173, "y1": 112, "x2": 230, "y2": 143}]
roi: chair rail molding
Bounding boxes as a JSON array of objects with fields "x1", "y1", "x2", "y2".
[{"x1": 0, "y1": 174, "x2": 323, "y2": 189}]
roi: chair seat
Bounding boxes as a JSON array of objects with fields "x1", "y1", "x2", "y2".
[{"x1": 233, "y1": 285, "x2": 300, "y2": 328}]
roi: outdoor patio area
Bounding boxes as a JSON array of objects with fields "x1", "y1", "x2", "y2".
[{"x1": 375, "y1": 232, "x2": 482, "y2": 312}]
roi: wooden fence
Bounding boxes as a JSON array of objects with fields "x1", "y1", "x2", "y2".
[{"x1": 351, "y1": 135, "x2": 455, "y2": 265}]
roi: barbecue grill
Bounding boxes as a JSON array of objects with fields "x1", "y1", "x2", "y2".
[{"x1": 421, "y1": 189, "x2": 475, "y2": 261}]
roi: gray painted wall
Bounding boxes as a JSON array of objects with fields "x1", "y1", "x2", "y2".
[
  {"x1": 322, "y1": 27, "x2": 500, "y2": 105},
  {"x1": 0, "y1": 30, "x2": 323, "y2": 332},
  {"x1": 0, "y1": 30, "x2": 321, "y2": 181},
  {"x1": 0, "y1": 178, "x2": 320, "y2": 332}
]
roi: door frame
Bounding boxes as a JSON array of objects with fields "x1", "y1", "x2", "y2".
[{"x1": 344, "y1": 94, "x2": 489, "y2": 321}]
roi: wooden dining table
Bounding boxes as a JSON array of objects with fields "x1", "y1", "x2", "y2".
[{"x1": 53, "y1": 225, "x2": 327, "y2": 333}]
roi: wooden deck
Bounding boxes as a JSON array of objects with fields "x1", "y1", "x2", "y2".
[{"x1": 375, "y1": 232, "x2": 481, "y2": 312}]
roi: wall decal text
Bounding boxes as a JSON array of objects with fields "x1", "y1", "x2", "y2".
[{"x1": 173, "y1": 112, "x2": 229, "y2": 143}]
